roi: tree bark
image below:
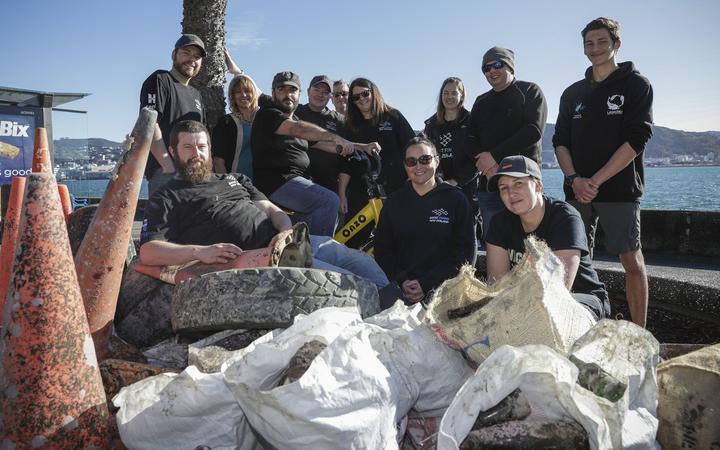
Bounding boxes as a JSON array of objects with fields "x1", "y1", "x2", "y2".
[{"x1": 182, "y1": 0, "x2": 228, "y2": 131}]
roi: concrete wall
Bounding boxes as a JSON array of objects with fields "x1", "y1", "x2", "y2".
[{"x1": 594, "y1": 209, "x2": 720, "y2": 258}]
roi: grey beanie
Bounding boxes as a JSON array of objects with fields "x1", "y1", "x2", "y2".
[{"x1": 483, "y1": 46, "x2": 515, "y2": 73}]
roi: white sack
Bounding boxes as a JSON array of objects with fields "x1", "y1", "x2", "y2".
[
  {"x1": 438, "y1": 321, "x2": 660, "y2": 450},
  {"x1": 113, "y1": 367, "x2": 253, "y2": 450},
  {"x1": 225, "y1": 302, "x2": 473, "y2": 449},
  {"x1": 114, "y1": 306, "x2": 361, "y2": 449}
]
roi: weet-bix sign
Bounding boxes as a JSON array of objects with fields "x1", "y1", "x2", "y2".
[{"x1": 0, "y1": 106, "x2": 41, "y2": 184}]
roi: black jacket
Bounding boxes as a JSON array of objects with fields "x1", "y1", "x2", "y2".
[
  {"x1": 466, "y1": 80, "x2": 547, "y2": 190},
  {"x1": 374, "y1": 179, "x2": 476, "y2": 292},
  {"x1": 553, "y1": 62, "x2": 653, "y2": 202},
  {"x1": 423, "y1": 108, "x2": 477, "y2": 185}
]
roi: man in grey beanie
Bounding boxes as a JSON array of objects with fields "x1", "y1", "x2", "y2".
[{"x1": 464, "y1": 45, "x2": 548, "y2": 244}]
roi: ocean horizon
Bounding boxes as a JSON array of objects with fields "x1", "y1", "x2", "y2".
[{"x1": 61, "y1": 165, "x2": 720, "y2": 212}]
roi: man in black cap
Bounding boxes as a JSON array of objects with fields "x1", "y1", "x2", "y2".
[
  {"x1": 294, "y1": 75, "x2": 346, "y2": 193},
  {"x1": 251, "y1": 71, "x2": 368, "y2": 237},
  {"x1": 553, "y1": 17, "x2": 653, "y2": 327},
  {"x1": 140, "y1": 34, "x2": 207, "y2": 195},
  {"x1": 465, "y1": 46, "x2": 548, "y2": 242},
  {"x1": 484, "y1": 155, "x2": 610, "y2": 321}
]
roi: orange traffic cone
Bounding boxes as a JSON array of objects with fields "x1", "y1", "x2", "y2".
[
  {"x1": 0, "y1": 176, "x2": 26, "y2": 316},
  {"x1": 0, "y1": 173, "x2": 110, "y2": 447},
  {"x1": 58, "y1": 183, "x2": 73, "y2": 221},
  {"x1": 31, "y1": 127, "x2": 52, "y2": 174},
  {"x1": 75, "y1": 107, "x2": 157, "y2": 360}
]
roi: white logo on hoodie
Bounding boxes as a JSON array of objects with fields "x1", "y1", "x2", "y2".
[{"x1": 607, "y1": 95, "x2": 624, "y2": 115}]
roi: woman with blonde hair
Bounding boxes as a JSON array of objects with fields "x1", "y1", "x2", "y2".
[{"x1": 211, "y1": 49, "x2": 270, "y2": 178}]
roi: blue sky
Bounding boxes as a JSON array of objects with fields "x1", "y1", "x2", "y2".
[{"x1": 3, "y1": 0, "x2": 719, "y2": 141}]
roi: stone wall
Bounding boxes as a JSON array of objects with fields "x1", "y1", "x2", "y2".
[{"x1": 594, "y1": 210, "x2": 720, "y2": 258}]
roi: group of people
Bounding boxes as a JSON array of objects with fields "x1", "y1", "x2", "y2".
[{"x1": 135, "y1": 15, "x2": 653, "y2": 327}]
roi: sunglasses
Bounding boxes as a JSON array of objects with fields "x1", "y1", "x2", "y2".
[
  {"x1": 404, "y1": 154, "x2": 436, "y2": 167},
  {"x1": 332, "y1": 92, "x2": 349, "y2": 98},
  {"x1": 350, "y1": 90, "x2": 371, "y2": 102},
  {"x1": 482, "y1": 61, "x2": 505, "y2": 73}
]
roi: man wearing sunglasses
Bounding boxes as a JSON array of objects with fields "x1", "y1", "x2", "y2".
[
  {"x1": 465, "y1": 46, "x2": 548, "y2": 243},
  {"x1": 294, "y1": 75, "x2": 347, "y2": 194},
  {"x1": 553, "y1": 17, "x2": 653, "y2": 327},
  {"x1": 331, "y1": 80, "x2": 350, "y2": 116}
]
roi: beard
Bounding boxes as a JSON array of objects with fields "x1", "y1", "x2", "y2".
[
  {"x1": 176, "y1": 157, "x2": 212, "y2": 184},
  {"x1": 273, "y1": 97, "x2": 297, "y2": 114},
  {"x1": 172, "y1": 59, "x2": 197, "y2": 79}
]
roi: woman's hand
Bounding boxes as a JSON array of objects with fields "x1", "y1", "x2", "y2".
[{"x1": 224, "y1": 48, "x2": 243, "y2": 75}]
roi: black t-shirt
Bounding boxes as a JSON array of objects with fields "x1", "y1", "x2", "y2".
[
  {"x1": 486, "y1": 196, "x2": 608, "y2": 304},
  {"x1": 141, "y1": 173, "x2": 277, "y2": 250},
  {"x1": 140, "y1": 70, "x2": 205, "y2": 178},
  {"x1": 251, "y1": 106, "x2": 310, "y2": 196},
  {"x1": 294, "y1": 103, "x2": 346, "y2": 192}
]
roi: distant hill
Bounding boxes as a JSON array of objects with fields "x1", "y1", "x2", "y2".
[
  {"x1": 53, "y1": 137, "x2": 123, "y2": 160},
  {"x1": 51, "y1": 125, "x2": 719, "y2": 163},
  {"x1": 541, "y1": 124, "x2": 720, "y2": 163}
]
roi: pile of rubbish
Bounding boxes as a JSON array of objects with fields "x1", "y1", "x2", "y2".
[{"x1": 110, "y1": 237, "x2": 719, "y2": 449}]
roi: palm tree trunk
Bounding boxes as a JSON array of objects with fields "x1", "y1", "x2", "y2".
[{"x1": 182, "y1": 0, "x2": 228, "y2": 131}]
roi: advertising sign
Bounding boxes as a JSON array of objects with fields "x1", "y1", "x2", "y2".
[{"x1": 0, "y1": 106, "x2": 42, "y2": 185}]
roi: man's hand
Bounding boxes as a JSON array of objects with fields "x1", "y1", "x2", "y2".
[
  {"x1": 196, "y1": 243, "x2": 244, "y2": 264},
  {"x1": 401, "y1": 279, "x2": 424, "y2": 303},
  {"x1": 357, "y1": 141, "x2": 381, "y2": 155},
  {"x1": 572, "y1": 177, "x2": 599, "y2": 204},
  {"x1": 338, "y1": 192, "x2": 348, "y2": 214},
  {"x1": 333, "y1": 135, "x2": 354, "y2": 157},
  {"x1": 474, "y1": 152, "x2": 497, "y2": 176}
]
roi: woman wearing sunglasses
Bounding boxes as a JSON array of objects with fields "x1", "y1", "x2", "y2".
[
  {"x1": 423, "y1": 77, "x2": 480, "y2": 229},
  {"x1": 339, "y1": 78, "x2": 416, "y2": 239},
  {"x1": 374, "y1": 137, "x2": 476, "y2": 307}
]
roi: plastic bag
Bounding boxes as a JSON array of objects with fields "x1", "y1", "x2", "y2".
[
  {"x1": 114, "y1": 307, "x2": 360, "y2": 449},
  {"x1": 438, "y1": 319, "x2": 660, "y2": 450},
  {"x1": 224, "y1": 302, "x2": 473, "y2": 449}
]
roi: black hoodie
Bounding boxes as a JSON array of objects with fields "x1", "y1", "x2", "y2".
[
  {"x1": 374, "y1": 179, "x2": 476, "y2": 292},
  {"x1": 465, "y1": 79, "x2": 548, "y2": 191},
  {"x1": 423, "y1": 108, "x2": 477, "y2": 185},
  {"x1": 553, "y1": 61, "x2": 653, "y2": 202}
]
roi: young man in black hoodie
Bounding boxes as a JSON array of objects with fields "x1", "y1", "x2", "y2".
[{"x1": 553, "y1": 17, "x2": 654, "y2": 327}]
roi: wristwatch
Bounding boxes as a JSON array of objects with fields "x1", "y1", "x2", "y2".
[{"x1": 564, "y1": 173, "x2": 579, "y2": 186}]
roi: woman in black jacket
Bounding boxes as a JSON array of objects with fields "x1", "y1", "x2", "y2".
[
  {"x1": 423, "y1": 77, "x2": 479, "y2": 228},
  {"x1": 340, "y1": 78, "x2": 416, "y2": 220},
  {"x1": 375, "y1": 137, "x2": 476, "y2": 307}
]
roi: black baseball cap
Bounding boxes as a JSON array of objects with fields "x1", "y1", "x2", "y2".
[
  {"x1": 175, "y1": 34, "x2": 207, "y2": 57},
  {"x1": 272, "y1": 71, "x2": 301, "y2": 90},
  {"x1": 488, "y1": 155, "x2": 542, "y2": 192},
  {"x1": 309, "y1": 75, "x2": 332, "y2": 91}
]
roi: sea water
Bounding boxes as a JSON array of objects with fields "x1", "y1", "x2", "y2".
[{"x1": 61, "y1": 166, "x2": 720, "y2": 211}]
